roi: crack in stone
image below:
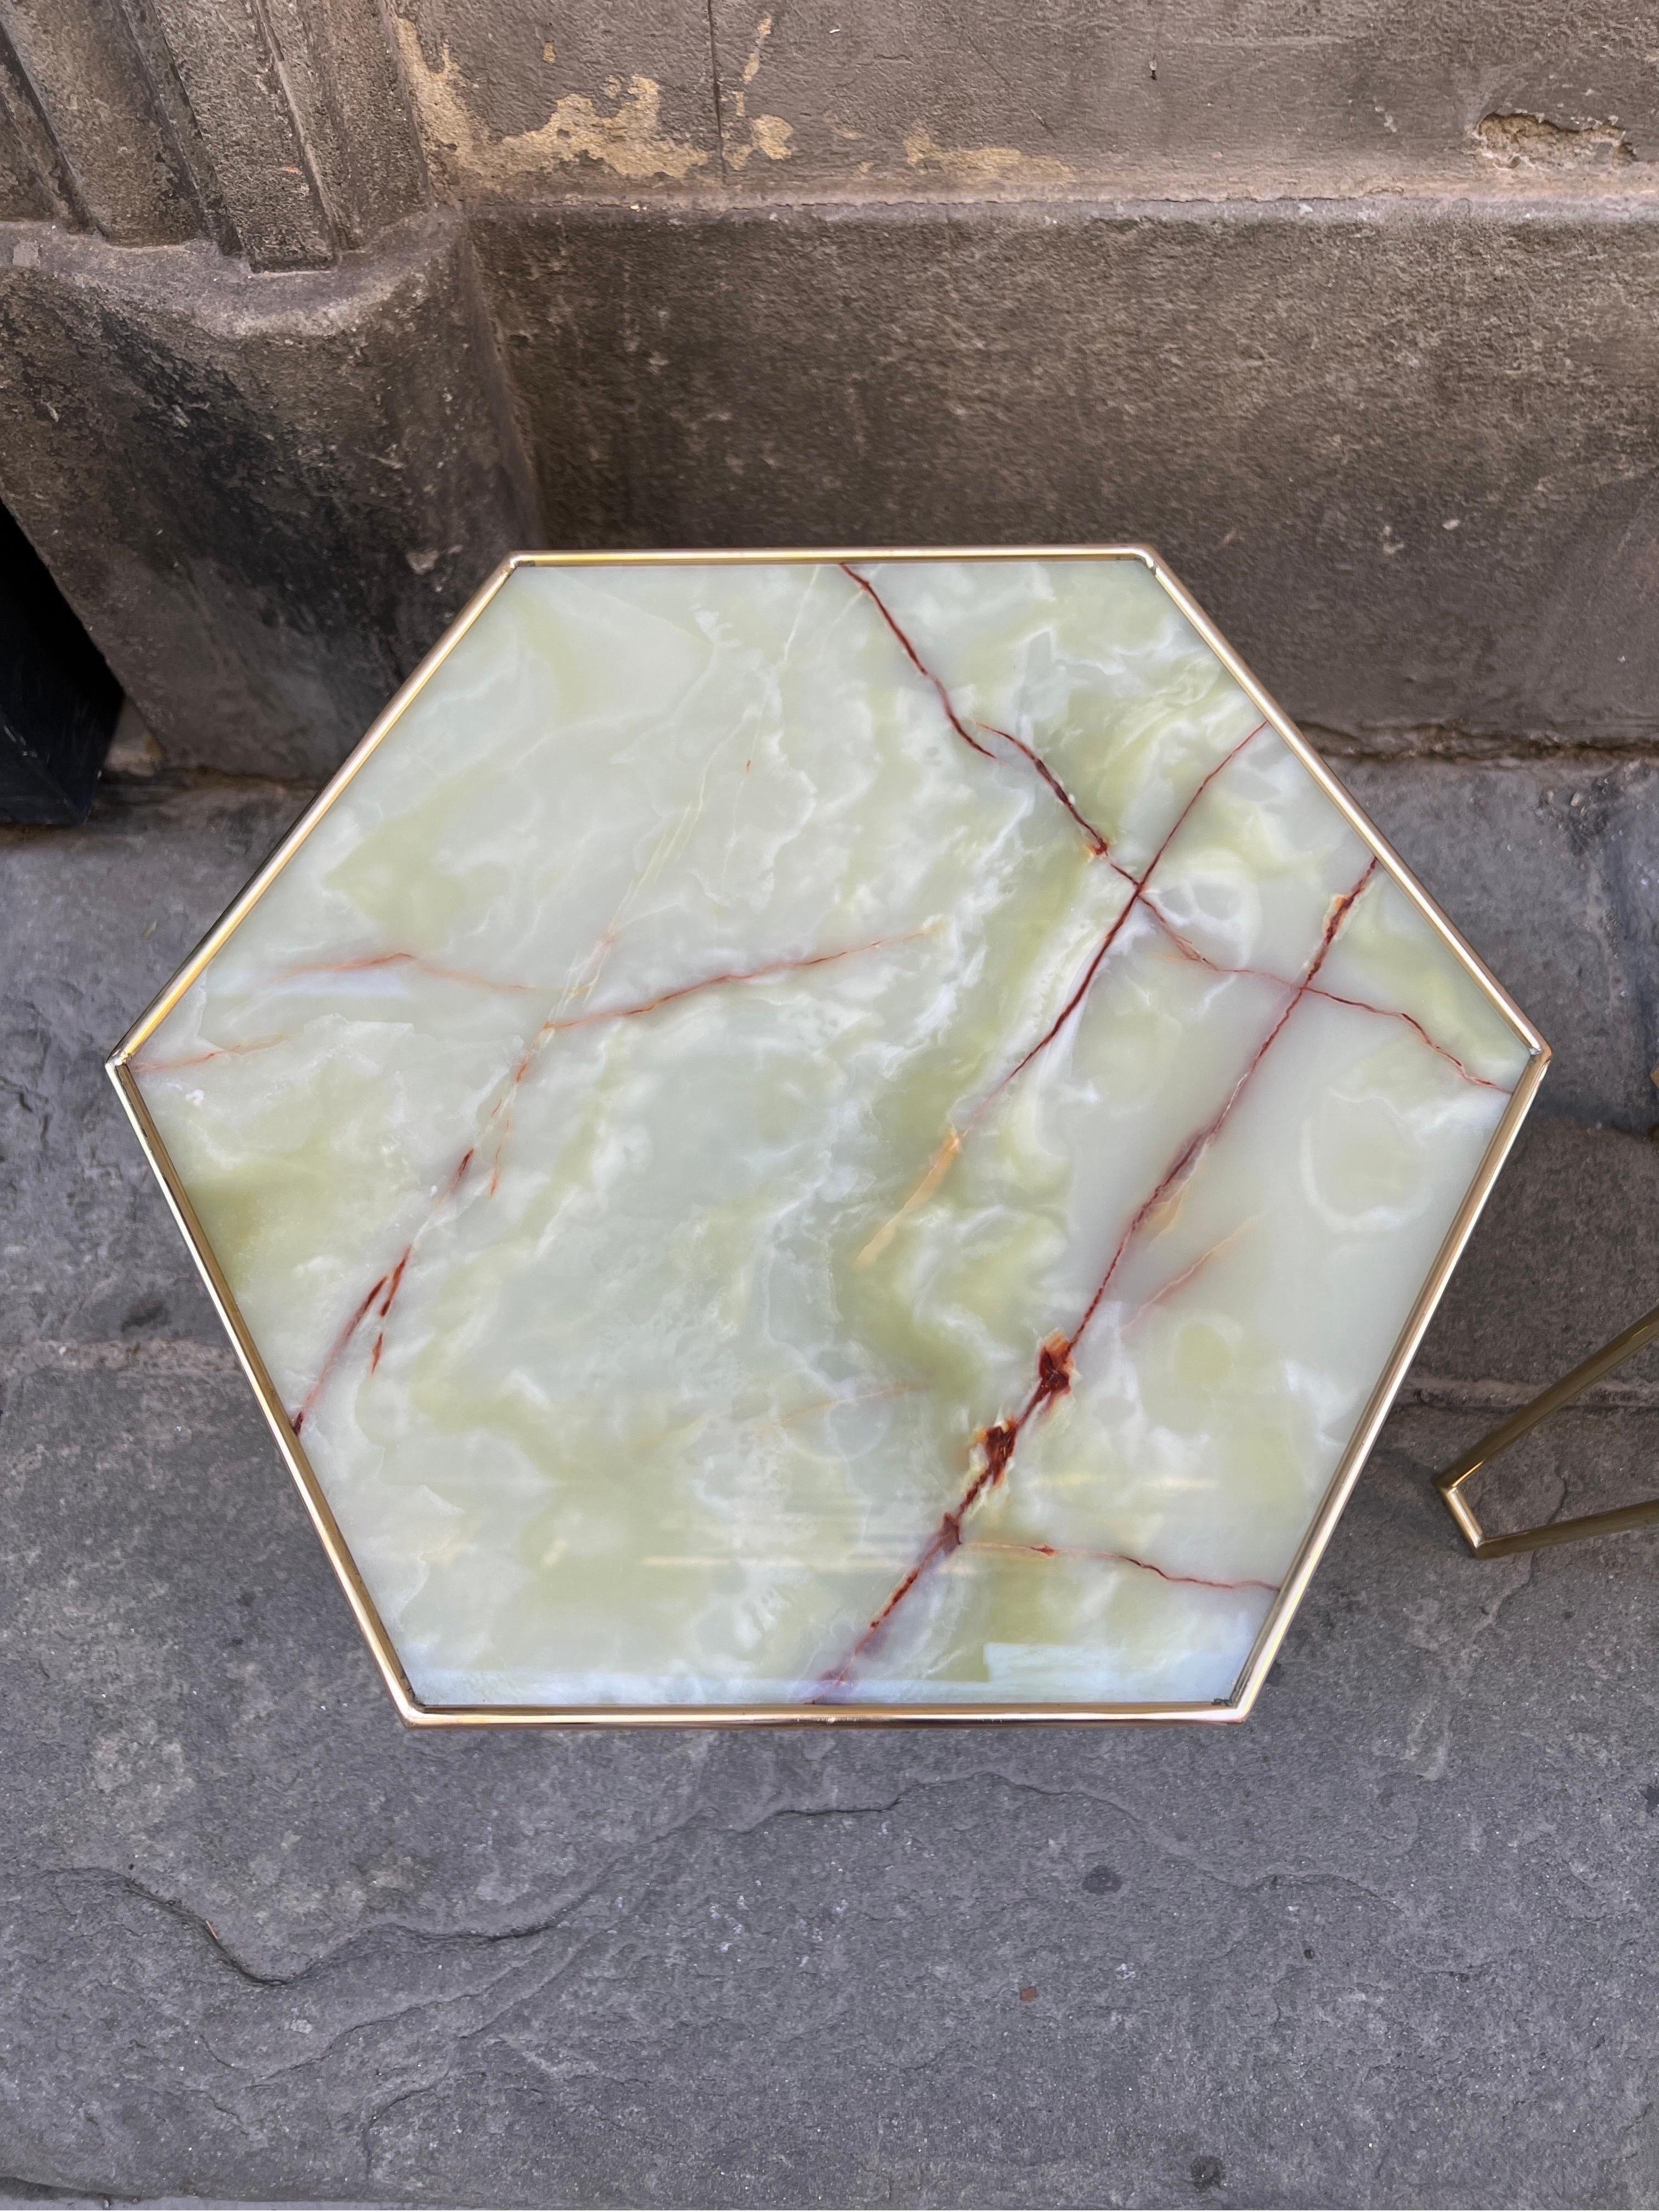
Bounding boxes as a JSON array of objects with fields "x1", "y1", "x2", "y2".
[
  {"x1": 1398, "y1": 1374, "x2": 1659, "y2": 1413},
  {"x1": 0, "y1": 2175, "x2": 133, "y2": 2208},
  {"x1": 38, "y1": 1858, "x2": 654, "y2": 1995},
  {"x1": 29, "y1": 1766, "x2": 1457, "y2": 2107}
]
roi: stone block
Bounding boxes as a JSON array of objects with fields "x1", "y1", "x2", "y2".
[
  {"x1": 389, "y1": 0, "x2": 1659, "y2": 200},
  {"x1": 6, "y1": 189, "x2": 1659, "y2": 772},
  {"x1": 0, "y1": 778, "x2": 304, "y2": 1350},
  {"x1": 0, "y1": 216, "x2": 537, "y2": 777},
  {"x1": 481, "y1": 197, "x2": 1659, "y2": 755},
  {"x1": 1345, "y1": 759, "x2": 1659, "y2": 1131}
]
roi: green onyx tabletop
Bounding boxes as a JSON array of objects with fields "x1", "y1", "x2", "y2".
[{"x1": 112, "y1": 551, "x2": 1546, "y2": 1723}]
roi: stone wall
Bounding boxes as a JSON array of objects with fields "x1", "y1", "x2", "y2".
[{"x1": 2, "y1": 1, "x2": 1657, "y2": 774}]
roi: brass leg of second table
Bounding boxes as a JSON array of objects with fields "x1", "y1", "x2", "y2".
[{"x1": 1435, "y1": 1301, "x2": 1659, "y2": 1558}]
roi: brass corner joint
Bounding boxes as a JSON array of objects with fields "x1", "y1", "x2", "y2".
[{"x1": 1436, "y1": 1302, "x2": 1659, "y2": 1557}]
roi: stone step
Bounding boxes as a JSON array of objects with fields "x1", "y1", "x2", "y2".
[{"x1": 5, "y1": 188, "x2": 1659, "y2": 776}]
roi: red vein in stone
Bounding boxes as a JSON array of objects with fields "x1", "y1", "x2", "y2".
[
  {"x1": 842, "y1": 563, "x2": 1124, "y2": 853},
  {"x1": 290, "y1": 931, "x2": 918, "y2": 1427},
  {"x1": 840, "y1": 564, "x2": 995, "y2": 757},
  {"x1": 292, "y1": 1146, "x2": 477, "y2": 1430},
  {"x1": 536, "y1": 937, "x2": 915, "y2": 1039},
  {"x1": 857, "y1": 722, "x2": 1267, "y2": 1266},
  {"x1": 1139, "y1": 899, "x2": 1504, "y2": 1090},
  {"x1": 1068, "y1": 857, "x2": 1379, "y2": 1353},
  {"x1": 976, "y1": 721, "x2": 1110, "y2": 853},
  {"x1": 367, "y1": 1234, "x2": 417, "y2": 1375},
  {"x1": 815, "y1": 1336, "x2": 1075, "y2": 1693},
  {"x1": 967, "y1": 1538, "x2": 1277, "y2": 1597},
  {"x1": 292, "y1": 1274, "x2": 391, "y2": 1436},
  {"x1": 1121, "y1": 1219, "x2": 1256, "y2": 1332},
  {"x1": 485, "y1": 929, "x2": 929, "y2": 1193},
  {"x1": 1312, "y1": 987, "x2": 1504, "y2": 1086},
  {"x1": 283, "y1": 950, "x2": 539, "y2": 994},
  {"x1": 816, "y1": 855, "x2": 1376, "y2": 1696},
  {"x1": 131, "y1": 1036, "x2": 289, "y2": 1073},
  {"x1": 973, "y1": 724, "x2": 1270, "y2": 1112}
]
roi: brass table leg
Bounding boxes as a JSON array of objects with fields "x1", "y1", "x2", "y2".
[{"x1": 1436, "y1": 1302, "x2": 1659, "y2": 1557}]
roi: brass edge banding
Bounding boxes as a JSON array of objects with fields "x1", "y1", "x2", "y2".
[
  {"x1": 110, "y1": 545, "x2": 1548, "y2": 1729},
  {"x1": 393, "y1": 1697, "x2": 1244, "y2": 1729},
  {"x1": 1227, "y1": 1053, "x2": 1548, "y2": 1713},
  {"x1": 105, "y1": 1060, "x2": 422, "y2": 1717}
]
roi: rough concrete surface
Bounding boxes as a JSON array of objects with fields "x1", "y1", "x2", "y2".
[
  {"x1": 4, "y1": 753, "x2": 1659, "y2": 2209},
  {"x1": 15, "y1": 190, "x2": 1659, "y2": 777},
  {"x1": 8, "y1": 0, "x2": 1659, "y2": 782},
  {"x1": 0, "y1": 0, "x2": 429, "y2": 262},
  {"x1": 389, "y1": 0, "x2": 1659, "y2": 202},
  {"x1": 0, "y1": 217, "x2": 536, "y2": 778},
  {"x1": 482, "y1": 196, "x2": 1659, "y2": 756},
  {"x1": 9, "y1": 185, "x2": 1659, "y2": 783}
]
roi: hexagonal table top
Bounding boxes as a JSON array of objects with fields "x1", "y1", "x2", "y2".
[{"x1": 112, "y1": 552, "x2": 1545, "y2": 1724}]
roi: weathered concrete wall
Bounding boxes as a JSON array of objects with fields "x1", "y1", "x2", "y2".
[
  {"x1": 0, "y1": 0, "x2": 430, "y2": 262},
  {"x1": 2, "y1": 0, "x2": 1658, "y2": 772},
  {"x1": 10, "y1": 1, "x2": 1658, "y2": 233},
  {"x1": 10, "y1": 184, "x2": 1659, "y2": 772},
  {"x1": 482, "y1": 195, "x2": 1659, "y2": 753},
  {"x1": 0, "y1": 215, "x2": 536, "y2": 776},
  {"x1": 390, "y1": 0, "x2": 1659, "y2": 201}
]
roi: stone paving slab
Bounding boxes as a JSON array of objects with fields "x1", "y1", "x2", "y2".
[
  {"x1": 1345, "y1": 756, "x2": 1659, "y2": 1133},
  {"x1": 0, "y1": 777, "x2": 308, "y2": 1354},
  {"x1": 3, "y1": 766, "x2": 1659, "y2": 2209},
  {"x1": 6, "y1": 1353, "x2": 1659, "y2": 2208}
]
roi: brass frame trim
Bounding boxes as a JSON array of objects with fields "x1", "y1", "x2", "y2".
[
  {"x1": 1435, "y1": 1303, "x2": 1659, "y2": 1558},
  {"x1": 108, "y1": 545, "x2": 1550, "y2": 1728}
]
